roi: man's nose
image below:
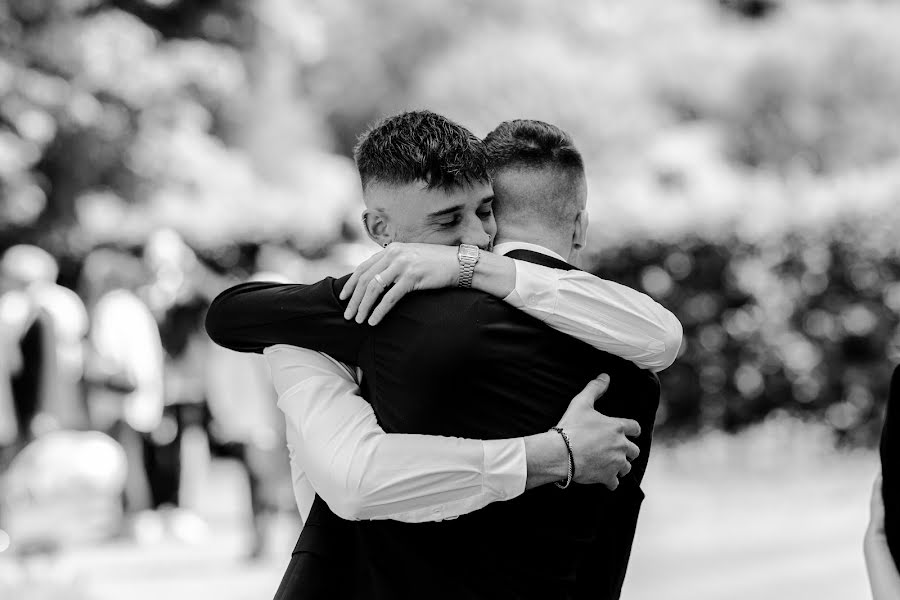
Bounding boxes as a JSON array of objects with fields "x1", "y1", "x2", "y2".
[{"x1": 460, "y1": 219, "x2": 491, "y2": 250}]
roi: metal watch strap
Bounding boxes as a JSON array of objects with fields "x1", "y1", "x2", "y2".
[{"x1": 457, "y1": 244, "x2": 479, "y2": 288}]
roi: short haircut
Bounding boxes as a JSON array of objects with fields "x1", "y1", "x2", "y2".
[
  {"x1": 353, "y1": 110, "x2": 490, "y2": 191},
  {"x1": 483, "y1": 120, "x2": 584, "y2": 175},
  {"x1": 483, "y1": 120, "x2": 586, "y2": 230}
]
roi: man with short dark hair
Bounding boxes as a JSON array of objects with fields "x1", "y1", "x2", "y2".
[{"x1": 207, "y1": 112, "x2": 681, "y2": 599}]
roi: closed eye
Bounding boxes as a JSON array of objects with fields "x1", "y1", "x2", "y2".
[
  {"x1": 478, "y1": 199, "x2": 494, "y2": 219},
  {"x1": 438, "y1": 215, "x2": 463, "y2": 228}
]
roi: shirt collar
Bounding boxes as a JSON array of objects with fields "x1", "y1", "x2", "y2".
[{"x1": 492, "y1": 241, "x2": 567, "y2": 263}]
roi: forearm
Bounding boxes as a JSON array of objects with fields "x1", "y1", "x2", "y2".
[
  {"x1": 470, "y1": 251, "x2": 517, "y2": 299},
  {"x1": 865, "y1": 529, "x2": 900, "y2": 599},
  {"x1": 301, "y1": 411, "x2": 565, "y2": 518},
  {"x1": 271, "y1": 344, "x2": 570, "y2": 520},
  {"x1": 269, "y1": 347, "x2": 527, "y2": 522},
  {"x1": 339, "y1": 430, "x2": 573, "y2": 515},
  {"x1": 466, "y1": 252, "x2": 684, "y2": 371},
  {"x1": 304, "y1": 424, "x2": 526, "y2": 522},
  {"x1": 507, "y1": 261, "x2": 683, "y2": 371},
  {"x1": 206, "y1": 282, "x2": 309, "y2": 353},
  {"x1": 205, "y1": 279, "x2": 360, "y2": 362}
]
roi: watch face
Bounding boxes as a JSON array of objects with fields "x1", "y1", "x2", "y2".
[{"x1": 459, "y1": 244, "x2": 479, "y2": 261}]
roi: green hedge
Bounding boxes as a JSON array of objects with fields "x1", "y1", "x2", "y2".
[{"x1": 589, "y1": 218, "x2": 898, "y2": 445}]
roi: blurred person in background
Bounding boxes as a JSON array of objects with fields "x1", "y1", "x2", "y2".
[
  {"x1": 153, "y1": 292, "x2": 211, "y2": 542},
  {"x1": 82, "y1": 248, "x2": 165, "y2": 540},
  {"x1": 28, "y1": 273, "x2": 90, "y2": 435},
  {"x1": 208, "y1": 113, "x2": 681, "y2": 599},
  {"x1": 0, "y1": 245, "x2": 86, "y2": 467},
  {"x1": 866, "y1": 364, "x2": 900, "y2": 599},
  {"x1": 146, "y1": 228, "x2": 285, "y2": 548},
  {"x1": 145, "y1": 229, "x2": 216, "y2": 543},
  {"x1": 205, "y1": 271, "x2": 290, "y2": 560},
  {"x1": 0, "y1": 245, "x2": 101, "y2": 561}
]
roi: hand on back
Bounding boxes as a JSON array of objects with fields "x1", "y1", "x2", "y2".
[
  {"x1": 557, "y1": 374, "x2": 641, "y2": 490},
  {"x1": 340, "y1": 243, "x2": 458, "y2": 325}
]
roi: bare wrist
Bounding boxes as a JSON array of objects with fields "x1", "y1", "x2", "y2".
[
  {"x1": 471, "y1": 252, "x2": 516, "y2": 298},
  {"x1": 524, "y1": 431, "x2": 569, "y2": 490},
  {"x1": 449, "y1": 252, "x2": 460, "y2": 287}
]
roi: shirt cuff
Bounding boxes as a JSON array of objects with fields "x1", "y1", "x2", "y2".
[
  {"x1": 502, "y1": 259, "x2": 561, "y2": 317},
  {"x1": 481, "y1": 437, "x2": 527, "y2": 501}
]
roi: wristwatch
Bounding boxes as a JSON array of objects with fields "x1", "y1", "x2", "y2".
[{"x1": 457, "y1": 244, "x2": 480, "y2": 288}]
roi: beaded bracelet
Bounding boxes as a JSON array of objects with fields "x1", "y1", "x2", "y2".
[{"x1": 550, "y1": 427, "x2": 575, "y2": 489}]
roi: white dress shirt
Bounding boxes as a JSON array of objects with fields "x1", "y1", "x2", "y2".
[
  {"x1": 493, "y1": 241, "x2": 682, "y2": 372},
  {"x1": 267, "y1": 347, "x2": 525, "y2": 522},
  {"x1": 267, "y1": 243, "x2": 683, "y2": 523}
]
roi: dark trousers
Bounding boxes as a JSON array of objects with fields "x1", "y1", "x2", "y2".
[
  {"x1": 882, "y1": 365, "x2": 899, "y2": 568},
  {"x1": 274, "y1": 549, "x2": 352, "y2": 600},
  {"x1": 142, "y1": 404, "x2": 196, "y2": 508}
]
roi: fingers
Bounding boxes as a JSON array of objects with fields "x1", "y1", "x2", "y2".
[
  {"x1": 590, "y1": 373, "x2": 610, "y2": 395},
  {"x1": 340, "y1": 251, "x2": 385, "y2": 301},
  {"x1": 574, "y1": 374, "x2": 610, "y2": 408},
  {"x1": 619, "y1": 418, "x2": 641, "y2": 439},
  {"x1": 354, "y1": 263, "x2": 402, "y2": 324},
  {"x1": 624, "y1": 439, "x2": 640, "y2": 462},
  {"x1": 344, "y1": 256, "x2": 390, "y2": 320},
  {"x1": 368, "y1": 277, "x2": 413, "y2": 325},
  {"x1": 601, "y1": 453, "x2": 634, "y2": 491}
]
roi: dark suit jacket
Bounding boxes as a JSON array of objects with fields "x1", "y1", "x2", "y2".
[
  {"x1": 273, "y1": 496, "x2": 356, "y2": 600},
  {"x1": 207, "y1": 249, "x2": 660, "y2": 600},
  {"x1": 883, "y1": 365, "x2": 899, "y2": 568}
]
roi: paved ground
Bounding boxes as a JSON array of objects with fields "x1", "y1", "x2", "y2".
[
  {"x1": 0, "y1": 430, "x2": 880, "y2": 600},
  {"x1": 622, "y1": 442, "x2": 876, "y2": 600}
]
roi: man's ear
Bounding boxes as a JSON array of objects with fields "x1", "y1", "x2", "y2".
[
  {"x1": 573, "y1": 209, "x2": 589, "y2": 250},
  {"x1": 362, "y1": 210, "x2": 392, "y2": 247}
]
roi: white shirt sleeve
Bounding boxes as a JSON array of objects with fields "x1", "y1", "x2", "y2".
[
  {"x1": 504, "y1": 260, "x2": 683, "y2": 372},
  {"x1": 264, "y1": 345, "x2": 526, "y2": 523}
]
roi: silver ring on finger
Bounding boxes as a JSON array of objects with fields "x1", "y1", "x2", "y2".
[{"x1": 374, "y1": 273, "x2": 387, "y2": 288}]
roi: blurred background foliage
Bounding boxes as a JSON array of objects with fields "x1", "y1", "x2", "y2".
[{"x1": 1, "y1": 0, "x2": 898, "y2": 443}]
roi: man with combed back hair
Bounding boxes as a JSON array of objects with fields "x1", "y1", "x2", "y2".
[{"x1": 207, "y1": 111, "x2": 681, "y2": 599}]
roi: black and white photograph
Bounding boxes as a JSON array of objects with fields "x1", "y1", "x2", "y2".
[{"x1": 0, "y1": 1, "x2": 898, "y2": 599}]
